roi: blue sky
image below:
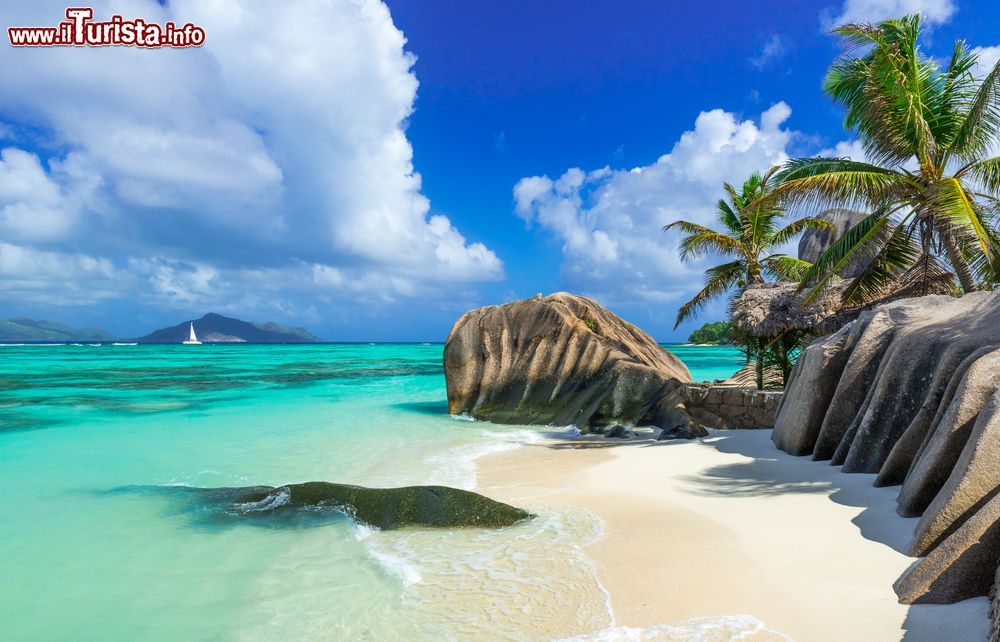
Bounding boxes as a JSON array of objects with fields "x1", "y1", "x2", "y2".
[{"x1": 0, "y1": 0, "x2": 998, "y2": 340}]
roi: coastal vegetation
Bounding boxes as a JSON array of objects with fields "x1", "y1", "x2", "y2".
[
  {"x1": 666, "y1": 13, "x2": 1000, "y2": 390},
  {"x1": 687, "y1": 321, "x2": 732, "y2": 345},
  {"x1": 664, "y1": 171, "x2": 833, "y2": 387},
  {"x1": 664, "y1": 169, "x2": 833, "y2": 328},
  {"x1": 770, "y1": 15, "x2": 1000, "y2": 303}
]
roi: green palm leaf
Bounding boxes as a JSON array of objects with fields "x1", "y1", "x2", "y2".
[
  {"x1": 762, "y1": 255, "x2": 813, "y2": 281},
  {"x1": 768, "y1": 216, "x2": 837, "y2": 248},
  {"x1": 674, "y1": 260, "x2": 745, "y2": 328},
  {"x1": 930, "y1": 177, "x2": 993, "y2": 255},
  {"x1": 949, "y1": 56, "x2": 1000, "y2": 161},
  {"x1": 799, "y1": 211, "x2": 895, "y2": 302},
  {"x1": 841, "y1": 223, "x2": 921, "y2": 304},
  {"x1": 663, "y1": 221, "x2": 745, "y2": 259}
]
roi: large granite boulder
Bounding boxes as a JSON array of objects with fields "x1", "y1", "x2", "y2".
[
  {"x1": 769, "y1": 291, "x2": 1000, "y2": 609},
  {"x1": 798, "y1": 208, "x2": 871, "y2": 278},
  {"x1": 444, "y1": 292, "x2": 704, "y2": 436}
]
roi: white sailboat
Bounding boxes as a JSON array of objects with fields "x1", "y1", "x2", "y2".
[{"x1": 182, "y1": 322, "x2": 202, "y2": 345}]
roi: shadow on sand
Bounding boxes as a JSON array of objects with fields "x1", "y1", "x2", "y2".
[{"x1": 680, "y1": 430, "x2": 990, "y2": 642}]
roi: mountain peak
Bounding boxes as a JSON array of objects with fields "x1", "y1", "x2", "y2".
[{"x1": 138, "y1": 314, "x2": 321, "y2": 343}]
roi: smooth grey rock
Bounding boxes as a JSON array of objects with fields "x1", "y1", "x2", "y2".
[
  {"x1": 840, "y1": 327, "x2": 953, "y2": 473},
  {"x1": 894, "y1": 491, "x2": 1000, "y2": 604},
  {"x1": 876, "y1": 346, "x2": 994, "y2": 487},
  {"x1": 911, "y1": 388, "x2": 1000, "y2": 556},
  {"x1": 798, "y1": 208, "x2": 872, "y2": 278},
  {"x1": 768, "y1": 290, "x2": 1000, "y2": 608},
  {"x1": 897, "y1": 349, "x2": 1000, "y2": 518},
  {"x1": 771, "y1": 324, "x2": 853, "y2": 456},
  {"x1": 812, "y1": 310, "x2": 896, "y2": 460},
  {"x1": 145, "y1": 482, "x2": 533, "y2": 530},
  {"x1": 605, "y1": 425, "x2": 634, "y2": 439},
  {"x1": 991, "y1": 564, "x2": 999, "y2": 642}
]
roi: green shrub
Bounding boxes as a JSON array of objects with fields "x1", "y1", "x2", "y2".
[{"x1": 688, "y1": 321, "x2": 732, "y2": 344}]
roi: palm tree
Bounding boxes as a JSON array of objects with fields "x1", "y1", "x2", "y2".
[
  {"x1": 664, "y1": 168, "x2": 834, "y2": 328},
  {"x1": 770, "y1": 15, "x2": 1000, "y2": 304}
]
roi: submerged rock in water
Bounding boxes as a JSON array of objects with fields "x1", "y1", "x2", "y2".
[
  {"x1": 145, "y1": 482, "x2": 533, "y2": 530},
  {"x1": 444, "y1": 292, "x2": 705, "y2": 437},
  {"x1": 768, "y1": 291, "x2": 1000, "y2": 609}
]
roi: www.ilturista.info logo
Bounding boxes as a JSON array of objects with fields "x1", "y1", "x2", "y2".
[{"x1": 7, "y1": 7, "x2": 205, "y2": 48}]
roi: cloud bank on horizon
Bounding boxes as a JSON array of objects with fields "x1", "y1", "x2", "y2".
[{"x1": 0, "y1": 0, "x2": 502, "y2": 324}]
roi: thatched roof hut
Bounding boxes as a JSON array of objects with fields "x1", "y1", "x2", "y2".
[{"x1": 731, "y1": 258, "x2": 957, "y2": 339}]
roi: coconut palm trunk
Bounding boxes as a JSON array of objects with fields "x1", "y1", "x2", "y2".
[{"x1": 941, "y1": 231, "x2": 978, "y2": 293}]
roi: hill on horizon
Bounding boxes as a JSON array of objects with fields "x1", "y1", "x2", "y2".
[
  {"x1": 0, "y1": 318, "x2": 115, "y2": 342},
  {"x1": 136, "y1": 313, "x2": 322, "y2": 343}
]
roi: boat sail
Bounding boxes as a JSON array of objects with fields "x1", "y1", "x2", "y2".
[{"x1": 182, "y1": 322, "x2": 202, "y2": 345}]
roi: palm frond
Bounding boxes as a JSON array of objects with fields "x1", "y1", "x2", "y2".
[
  {"x1": 715, "y1": 199, "x2": 742, "y2": 234},
  {"x1": 841, "y1": 223, "x2": 921, "y2": 304},
  {"x1": 768, "y1": 216, "x2": 838, "y2": 248},
  {"x1": 762, "y1": 255, "x2": 813, "y2": 281},
  {"x1": 799, "y1": 211, "x2": 894, "y2": 302},
  {"x1": 962, "y1": 155, "x2": 1000, "y2": 194},
  {"x1": 929, "y1": 177, "x2": 993, "y2": 255},
  {"x1": 663, "y1": 221, "x2": 744, "y2": 260},
  {"x1": 674, "y1": 260, "x2": 745, "y2": 328},
  {"x1": 771, "y1": 158, "x2": 910, "y2": 210},
  {"x1": 949, "y1": 56, "x2": 1000, "y2": 161}
]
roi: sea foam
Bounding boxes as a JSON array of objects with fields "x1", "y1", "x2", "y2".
[{"x1": 558, "y1": 615, "x2": 794, "y2": 642}]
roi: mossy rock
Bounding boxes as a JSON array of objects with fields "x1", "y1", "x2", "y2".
[{"x1": 210, "y1": 482, "x2": 533, "y2": 530}]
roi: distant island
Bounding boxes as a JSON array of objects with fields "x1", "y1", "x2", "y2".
[
  {"x1": 687, "y1": 321, "x2": 732, "y2": 345},
  {"x1": 0, "y1": 313, "x2": 323, "y2": 343},
  {"x1": 136, "y1": 313, "x2": 322, "y2": 343},
  {"x1": 0, "y1": 318, "x2": 115, "y2": 342}
]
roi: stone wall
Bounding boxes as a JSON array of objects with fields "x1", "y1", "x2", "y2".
[{"x1": 680, "y1": 384, "x2": 782, "y2": 430}]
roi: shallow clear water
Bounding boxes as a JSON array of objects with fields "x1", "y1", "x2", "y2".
[
  {"x1": 0, "y1": 343, "x2": 744, "y2": 640},
  {"x1": 665, "y1": 344, "x2": 744, "y2": 382}
]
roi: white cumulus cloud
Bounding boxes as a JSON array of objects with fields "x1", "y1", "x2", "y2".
[
  {"x1": 0, "y1": 0, "x2": 503, "y2": 322},
  {"x1": 513, "y1": 103, "x2": 797, "y2": 311},
  {"x1": 823, "y1": 0, "x2": 956, "y2": 28},
  {"x1": 972, "y1": 46, "x2": 1000, "y2": 78}
]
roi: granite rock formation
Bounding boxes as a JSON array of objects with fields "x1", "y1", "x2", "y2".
[
  {"x1": 444, "y1": 293, "x2": 705, "y2": 437},
  {"x1": 797, "y1": 208, "x2": 872, "y2": 278},
  {"x1": 770, "y1": 291, "x2": 1000, "y2": 612}
]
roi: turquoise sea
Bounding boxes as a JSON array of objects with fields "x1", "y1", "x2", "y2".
[{"x1": 0, "y1": 343, "x2": 743, "y2": 641}]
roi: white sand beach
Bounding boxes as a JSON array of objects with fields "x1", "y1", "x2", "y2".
[{"x1": 476, "y1": 429, "x2": 991, "y2": 642}]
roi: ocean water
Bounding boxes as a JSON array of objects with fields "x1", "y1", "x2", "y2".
[
  {"x1": 0, "y1": 343, "x2": 744, "y2": 641},
  {"x1": 665, "y1": 344, "x2": 745, "y2": 383}
]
